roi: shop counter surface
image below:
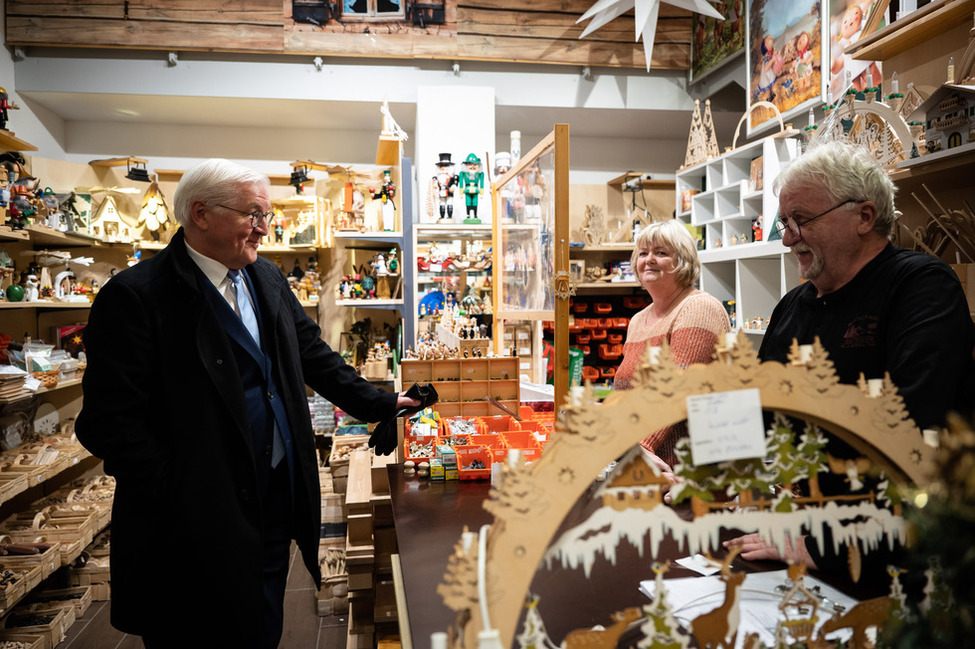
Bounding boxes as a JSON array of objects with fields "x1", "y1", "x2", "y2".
[
  {"x1": 386, "y1": 466, "x2": 881, "y2": 648},
  {"x1": 387, "y1": 466, "x2": 719, "y2": 647}
]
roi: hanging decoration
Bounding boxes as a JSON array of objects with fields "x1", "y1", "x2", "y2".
[{"x1": 576, "y1": 0, "x2": 724, "y2": 71}]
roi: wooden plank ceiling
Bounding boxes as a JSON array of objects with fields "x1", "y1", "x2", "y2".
[{"x1": 5, "y1": 0, "x2": 693, "y2": 70}]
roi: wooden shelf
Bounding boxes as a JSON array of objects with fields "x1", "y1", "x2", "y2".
[
  {"x1": 25, "y1": 224, "x2": 104, "y2": 248},
  {"x1": 336, "y1": 298, "x2": 404, "y2": 308},
  {"x1": 569, "y1": 243, "x2": 633, "y2": 253},
  {"x1": 415, "y1": 223, "x2": 493, "y2": 240},
  {"x1": 0, "y1": 129, "x2": 38, "y2": 152},
  {"x1": 154, "y1": 169, "x2": 293, "y2": 186},
  {"x1": 0, "y1": 300, "x2": 91, "y2": 309},
  {"x1": 892, "y1": 141, "x2": 975, "y2": 180},
  {"x1": 0, "y1": 226, "x2": 29, "y2": 242},
  {"x1": 847, "y1": 0, "x2": 975, "y2": 62},
  {"x1": 333, "y1": 231, "x2": 404, "y2": 242},
  {"x1": 88, "y1": 156, "x2": 148, "y2": 168},
  {"x1": 574, "y1": 281, "x2": 641, "y2": 289},
  {"x1": 0, "y1": 377, "x2": 83, "y2": 405}
]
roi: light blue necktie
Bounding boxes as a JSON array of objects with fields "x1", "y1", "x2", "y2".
[
  {"x1": 228, "y1": 269, "x2": 260, "y2": 347},
  {"x1": 228, "y1": 269, "x2": 285, "y2": 467}
]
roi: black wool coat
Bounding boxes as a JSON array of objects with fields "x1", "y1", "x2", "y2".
[{"x1": 76, "y1": 229, "x2": 397, "y2": 643}]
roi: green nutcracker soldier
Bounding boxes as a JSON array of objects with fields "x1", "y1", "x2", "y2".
[{"x1": 459, "y1": 153, "x2": 484, "y2": 224}]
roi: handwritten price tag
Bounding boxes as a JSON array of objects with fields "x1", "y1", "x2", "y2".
[{"x1": 686, "y1": 388, "x2": 766, "y2": 465}]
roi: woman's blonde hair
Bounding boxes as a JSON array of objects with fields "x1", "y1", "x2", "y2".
[{"x1": 631, "y1": 219, "x2": 701, "y2": 288}]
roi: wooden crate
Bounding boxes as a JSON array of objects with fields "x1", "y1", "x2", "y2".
[
  {"x1": 0, "y1": 605, "x2": 69, "y2": 649},
  {"x1": 0, "y1": 544, "x2": 62, "y2": 582},
  {"x1": 25, "y1": 586, "x2": 92, "y2": 618},
  {"x1": 0, "y1": 632, "x2": 44, "y2": 649}
]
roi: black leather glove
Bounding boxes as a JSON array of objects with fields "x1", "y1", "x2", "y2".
[{"x1": 369, "y1": 383, "x2": 439, "y2": 456}]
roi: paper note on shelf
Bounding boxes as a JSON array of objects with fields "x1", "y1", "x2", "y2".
[{"x1": 686, "y1": 388, "x2": 766, "y2": 464}]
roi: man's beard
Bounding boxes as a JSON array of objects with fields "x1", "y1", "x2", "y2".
[{"x1": 792, "y1": 244, "x2": 824, "y2": 280}]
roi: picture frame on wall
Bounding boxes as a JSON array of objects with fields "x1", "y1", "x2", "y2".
[
  {"x1": 690, "y1": 1, "x2": 746, "y2": 84},
  {"x1": 746, "y1": 0, "x2": 828, "y2": 137},
  {"x1": 827, "y1": 0, "x2": 890, "y2": 104}
]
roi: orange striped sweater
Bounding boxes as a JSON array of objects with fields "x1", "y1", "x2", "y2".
[{"x1": 613, "y1": 289, "x2": 731, "y2": 465}]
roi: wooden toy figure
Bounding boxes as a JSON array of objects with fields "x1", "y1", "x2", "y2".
[
  {"x1": 0, "y1": 87, "x2": 18, "y2": 131},
  {"x1": 459, "y1": 153, "x2": 484, "y2": 224},
  {"x1": 369, "y1": 168, "x2": 396, "y2": 231},
  {"x1": 428, "y1": 153, "x2": 457, "y2": 223}
]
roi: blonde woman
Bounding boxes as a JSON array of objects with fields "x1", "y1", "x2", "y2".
[{"x1": 615, "y1": 220, "x2": 730, "y2": 468}]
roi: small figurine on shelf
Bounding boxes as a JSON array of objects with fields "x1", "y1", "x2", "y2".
[
  {"x1": 361, "y1": 269, "x2": 376, "y2": 299},
  {"x1": 458, "y1": 153, "x2": 485, "y2": 224},
  {"x1": 369, "y1": 168, "x2": 396, "y2": 232},
  {"x1": 289, "y1": 258, "x2": 305, "y2": 281},
  {"x1": 0, "y1": 87, "x2": 18, "y2": 132},
  {"x1": 386, "y1": 248, "x2": 399, "y2": 275},
  {"x1": 428, "y1": 153, "x2": 457, "y2": 223},
  {"x1": 752, "y1": 217, "x2": 763, "y2": 242},
  {"x1": 272, "y1": 212, "x2": 286, "y2": 245},
  {"x1": 373, "y1": 253, "x2": 388, "y2": 276},
  {"x1": 8, "y1": 184, "x2": 35, "y2": 230}
]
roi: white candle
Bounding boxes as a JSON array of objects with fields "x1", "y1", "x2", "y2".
[
  {"x1": 868, "y1": 378, "x2": 883, "y2": 397},
  {"x1": 725, "y1": 332, "x2": 737, "y2": 348},
  {"x1": 799, "y1": 345, "x2": 813, "y2": 363},
  {"x1": 891, "y1": 71, "x2": 899, "y2": 94}
]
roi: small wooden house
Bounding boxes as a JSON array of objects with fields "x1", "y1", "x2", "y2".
[
  {"x1": 595, "y1": 447, "x2": 671, "y2": 512},
  {"x1": 911, "y1": 83, "x2": 975, "y2": 153}
]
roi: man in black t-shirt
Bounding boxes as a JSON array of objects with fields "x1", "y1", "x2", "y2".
[{"x1": 727, "y1": 140, "x2": 975, "y2": 574}]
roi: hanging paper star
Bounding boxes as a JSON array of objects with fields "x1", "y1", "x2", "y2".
[{"x1": 577, "y1": 0, "x2": 724, "y2": 71}]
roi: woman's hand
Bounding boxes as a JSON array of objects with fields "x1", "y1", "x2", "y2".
[
  {"x1": 640, "y1": 447, "x2": 682, "y2": 503},
  {"x1": 723, "y1": 533, "x2": 817, "y2": 570}
]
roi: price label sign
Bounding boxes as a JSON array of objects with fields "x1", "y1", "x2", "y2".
[{"x1": 686, "y1": 388, "x2": 766, "y2": 465}]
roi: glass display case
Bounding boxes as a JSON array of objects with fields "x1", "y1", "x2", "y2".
[{"x1": 492, "y1": 124, "x2": 569, "y2": 402}]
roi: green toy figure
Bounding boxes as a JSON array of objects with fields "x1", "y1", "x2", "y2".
[{"x1": 459, "y1": 153, "x2": 484, "y2": 224}]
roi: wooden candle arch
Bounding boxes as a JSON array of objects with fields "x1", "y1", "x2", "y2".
[{"x1": 438, "y1": 331, "x2": 935, "y2": 649}]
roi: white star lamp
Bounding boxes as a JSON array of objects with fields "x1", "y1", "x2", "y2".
[{"x1": 577, "y1": 0, "x2": 724, "y2": 71}]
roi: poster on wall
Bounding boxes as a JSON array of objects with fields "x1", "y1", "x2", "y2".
[
  {"x1": 746, "y1": 0, "x2": 827, "y2": 136},
  {"x1": 690, "y1": 1, "x2": 746, "y2": 84},
  {"x1": 827, "y1": 0, "x2": 889, "y2": 104}
]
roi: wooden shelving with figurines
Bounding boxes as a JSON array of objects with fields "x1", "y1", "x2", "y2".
[{"x1": 675, "y1": 132, "x2": 803, "y2": 335}]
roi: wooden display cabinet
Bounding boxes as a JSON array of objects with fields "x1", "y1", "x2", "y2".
[{"x1": 492, "y1": 124, "x2": 569, "y2": 402}]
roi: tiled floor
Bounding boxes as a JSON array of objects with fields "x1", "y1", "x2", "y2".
[{"x1": 55, "y1": 544, "x2": 347, "y2": 649}]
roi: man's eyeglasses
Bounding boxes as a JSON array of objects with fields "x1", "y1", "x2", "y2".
[
  {"x1": 773, "y1": 199, "x2": 861, "y2": 238},
  {"x1": 217, "y1": 204, "x2": 274, "y2": 228}
]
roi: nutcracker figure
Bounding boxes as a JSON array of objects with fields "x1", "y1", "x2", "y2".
[
  {"x1": 428, "y1": 153, "x2": 457, "y2": 223},
  {"x1": 458, "y1": 153, "x2": 485, "y2": 224}
]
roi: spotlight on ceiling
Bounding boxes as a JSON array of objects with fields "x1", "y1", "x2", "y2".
[{"x1": 126, "y1": 161, "x2": 151, "y2": 182}]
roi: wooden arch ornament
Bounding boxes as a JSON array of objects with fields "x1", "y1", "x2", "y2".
[{"x1": 437, "y1": 331, "x2": 935, "y2": 649}]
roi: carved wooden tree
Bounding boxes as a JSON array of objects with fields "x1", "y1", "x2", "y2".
[{"x1": 437, "y1": 527, "x2": 481, "y2": 646}]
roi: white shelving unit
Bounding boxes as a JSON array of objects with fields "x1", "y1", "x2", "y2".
[{"x1": 676, "y1": 135, "x2": 802, "y2": 333}]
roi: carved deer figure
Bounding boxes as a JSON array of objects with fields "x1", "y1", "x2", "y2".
[
  {"x1": 561, "y1": 606, "x2": 643, "y2": 649},
  {"x1": 691, "y1": 546, "x2": 745, "y2": 649},
  {"x1": 816, "y1": 596, "x2": 893, "y2": 649}
]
